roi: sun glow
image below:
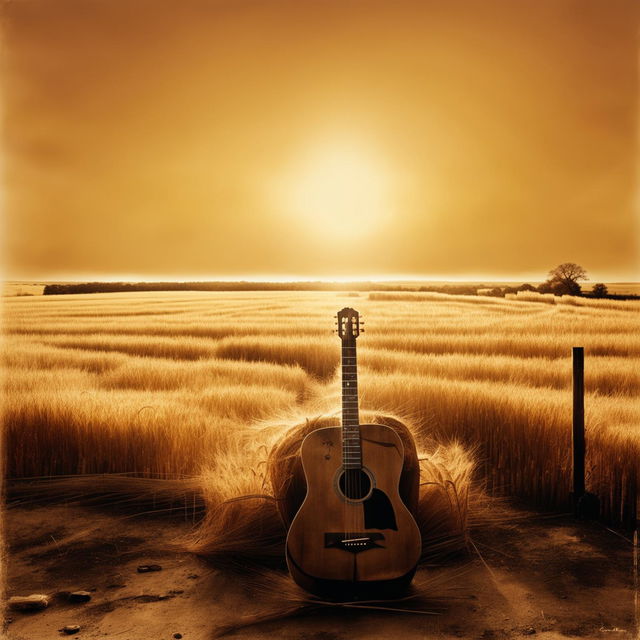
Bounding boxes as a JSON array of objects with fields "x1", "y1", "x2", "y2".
[{"x1": 278, "y1": 145, "x2": 393, "y2": 242}]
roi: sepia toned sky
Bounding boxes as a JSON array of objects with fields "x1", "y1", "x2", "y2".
[{"x1": 2, "y1": 0, "x2": 639, "y2": 281}]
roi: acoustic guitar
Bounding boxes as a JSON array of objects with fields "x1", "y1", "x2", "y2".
[{"x1": 286, "y1": 307, "x2": 422, "y2": 598}]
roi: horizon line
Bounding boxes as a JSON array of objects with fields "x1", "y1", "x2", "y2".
[{"x1": 3, "y1": 273, "x2": 638, "y2": 284}]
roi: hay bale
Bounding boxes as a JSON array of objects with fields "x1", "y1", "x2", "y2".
[
  {"x1": 267, "y1": 413, "x2": 420, "y2": 528},
  {"x1": 187, "y1": 412, "x2": 475, "y2": 567}
]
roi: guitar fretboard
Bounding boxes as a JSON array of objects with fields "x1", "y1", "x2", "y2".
[{"x1": 341, "y1": 342, "x2": 362, "y2": 469}]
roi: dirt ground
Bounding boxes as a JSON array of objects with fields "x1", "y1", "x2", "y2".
[{"x1": 4, "y1": 504, "x2": 637, "y2": 640}]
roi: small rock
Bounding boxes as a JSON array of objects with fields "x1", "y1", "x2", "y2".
[
  {"x1": 187, "y1": 574, "x2": 198, "y2": 580},
  {"x1": 522, "y1": 628, "x2": 536, "y2": 636},
  {"x1": 68, "y1": 591, "x2": 92, "y2": 603},
  {"x1": 8, "y1": 594, "x2": 49, "y2": 611},
  {"x1": 173, "y1": 634, "x2": 183, "y2": 639},
  {"x1": 137, "y1": 564, "x2": 162, "y2": 573},
  {"x1": 168, "y1": 590, "x2": 184, "y2": 595},
  {"x1": 61, "y1": 625, "x2": 81, "y2": 635}
]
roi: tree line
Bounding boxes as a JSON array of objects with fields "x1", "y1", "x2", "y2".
[{"x1": 41, "y1": 264, "x2": 636, "y2": 299}]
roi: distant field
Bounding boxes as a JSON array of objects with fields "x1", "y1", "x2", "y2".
[
  {"x1": 2, "y1": 282, "x2": 46, "y2": 296},
  {"x1": 3, "y1": 290, "x2": 639, "y2": 526},
  {"x1": 605, "y1": 282, "x2": 640, "y2": 295}
]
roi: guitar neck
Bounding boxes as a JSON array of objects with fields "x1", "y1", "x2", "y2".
[{"x1": 341, "y1": 339, "x2": 362, "y2": 469}]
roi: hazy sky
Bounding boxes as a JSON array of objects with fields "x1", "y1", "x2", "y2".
[{"x1": 3, "y1": 0, "x2": 639, "y2": 281}]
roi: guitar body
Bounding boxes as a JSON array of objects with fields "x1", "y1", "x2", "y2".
[{"x1": 286, "y1": 423, "x2": 422, "y2": 598}]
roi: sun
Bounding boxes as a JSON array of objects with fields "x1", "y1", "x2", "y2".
[{"x1": 278, "y1": 144, "x2": 393, "y2": 241}]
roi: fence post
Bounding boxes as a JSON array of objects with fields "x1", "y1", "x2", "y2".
[
  {"x1": 571, "y1": 346, "x2": 599, "y2": 519},
  {"x1": 572, "y1": 346, "x2": 585, "y2": 503},
  {"x1": 635, "y1": 494, "x2": 639, "y2": 639}
]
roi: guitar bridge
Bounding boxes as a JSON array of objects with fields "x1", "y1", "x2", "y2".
[{"x1": 324, "y1": 532, "x2": 385, "y2": 553}]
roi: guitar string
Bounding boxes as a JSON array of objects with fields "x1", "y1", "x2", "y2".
[
  {"x1": 341, "y1": 312, "x2": 363, "y2": 542},
  {"x1": 342, "y1": 320, "x2": 348, "y2": 541},
  {"x1": 352, "y1": 323, "x2": 359, "y2": 540},
  {"x1": 344, "y1": 318, "x2": 353, "y2": 540}
]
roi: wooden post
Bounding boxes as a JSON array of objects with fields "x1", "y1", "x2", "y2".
[
  {"x1": 572, "y1": 347, "x2": 585, "y2": 507},
  {"x1": 634, "y1": 494, "x2": 639, "y2": 639}
]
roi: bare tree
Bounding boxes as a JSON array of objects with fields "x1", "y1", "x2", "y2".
[{"x1": 546, "y1": 263, "x2": 588, "y2": 296}]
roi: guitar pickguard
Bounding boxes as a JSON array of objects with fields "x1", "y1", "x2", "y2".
[{"x1": 363, "y1": 488, "x2": 398, "y2": 530}]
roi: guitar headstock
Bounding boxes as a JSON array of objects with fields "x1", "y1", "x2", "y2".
[{"x1": 335, "y1": 307, "x2": 364, "y2": 340}]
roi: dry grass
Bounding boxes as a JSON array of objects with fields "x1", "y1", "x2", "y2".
[
  {"x1": 505, "y1": 290, "x2": 640, "y2": 310},
  {"x1": 3, "y1": 289, "x2": 639, "y2": 528}
]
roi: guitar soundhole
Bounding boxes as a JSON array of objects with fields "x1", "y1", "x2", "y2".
[{"x1": 338, "y1": 469, "x2": 372, "y2": 501}]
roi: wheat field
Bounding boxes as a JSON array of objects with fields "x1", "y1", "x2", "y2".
[{"x1": 3, "y1": 290, "x2": 639, "y2": 528}]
